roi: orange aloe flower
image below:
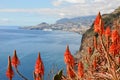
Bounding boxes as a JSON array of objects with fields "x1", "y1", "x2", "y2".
[
  {"x1": 94, "y1": 12, "x2": 104, "y2": 35},
  {"x1": 6, "y1": 56, "x2": 14, "y2": 80},
  {"x1": 109, "y1": 43, "x2": 119, "y2": 56},
  {"x1": 94, "y1": 12, "x2": 101, "y2": 32},
  {"x1": 64, "y1": 45, "x2": 75, "y2": 67},
  {"x1": 11, "y1": 50, "x2": 20, "y2": 68},
  {"x1": 111, "y1": 30, "x2": 119, "y2": 42},
  {"x1": 118, "y1": 38, "x2": 120, "y2": 51},
  {"x1": 94, "y1": 12, "x2": 101, "y2": 33},
  {"x1": 35, "y1": 77, "x2": 40, "y2": 80},
  {"x1": 93, "y1": 57, "x2": 97, "y2": 69},
  {"x1": 34, "y1": 52, "x2": 44, "y2": 76},
  {"x1": 109, "y1": 43, "x2": 116, "y2": 53},
  {"x1": 78, "y1": 61, "x2": 84, "y2": 78},
  {"x1": 66, "y1": 66, "x2": 75, "y2": 78},
  {"x1": 99, "y1": 19, "x2": 104, "y2": 35},
  {"x1": 93, "y1": 36, "x2": 97, "y2": 49},
  {"x1": 33, "y1": 71, "x2": 41, "y2": 80},
  {"x1": 118, "y1": 56, "x2": 120, "y2": 65},
  {"x1": 88, "y1": 47, "x2": 92, "y2": 55},
  {"x1": 105, "y1": 26, "x2": 111, "y2": 38}
]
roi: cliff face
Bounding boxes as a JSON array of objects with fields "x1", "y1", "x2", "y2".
[{"x1": 76, "y1": 6, "x2": 120, "y2": 58}]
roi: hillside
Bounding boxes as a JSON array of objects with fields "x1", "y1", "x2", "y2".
[
  {"x1": 20, "y1": 15, "x2": 95, "y2": 34},
  {"x1": 76, "y1": 6, "x2": 120, "y2": 58},
  {"x1": 56, "y1": 15, "x2": 95, "y2": 26}
]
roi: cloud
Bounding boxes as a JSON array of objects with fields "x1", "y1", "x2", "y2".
[
  {"x1": 0, "y1": 0, "x2": 119, "y2": 19},
  {"x1": 53, "y1": 0, "x2": 120, "y2": 17},
  {"x1": 51, "y1": 0, "x2": 120, "y2": 17},
  {"x1": 62, "y1": 0, "x2": 86, "y2": 3},
  {"x1": 0, "y1": 8, "x2": 49, "y2": 13},
  {"x1": 52, "y1": 0, "x2": 62, "y2": 6},
  {"x1": 59, "y1": 13, "x2": 66, "y2": 18},
  {"x1": 94, "y1": 0, "x2": 104, "y2": 2},
  {"x1": 0, "y1": 18, "x2": 11, "y2": 24},
  {"x1": 52, "y1": 0, "x2": 86, "y2": 6}
]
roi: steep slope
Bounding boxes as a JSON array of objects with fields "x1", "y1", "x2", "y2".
[{"x1": 76, "y1": 6, "x2": 120, "y2": 58}]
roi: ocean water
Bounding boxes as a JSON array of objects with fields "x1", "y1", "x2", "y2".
[{"x1": 0, "y1": 26, "x2": 82, "y2": 80}]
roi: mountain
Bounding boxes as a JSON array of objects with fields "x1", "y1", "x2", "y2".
[
  {"x1": 20, "y1": 15, "x2": 95, "y2": 34},
  {"x1": 20, "y1": 22, "x2": 50, "y2": 30},
  {"x1": 75, "y1": 6, "x2": 120, "y2": 58},
  {"x1": 56, "y1": 15, "x2": 95, "y2": 27},
  {"x1": 56, "y1": 18, "x2": 70, "y2": 24}
]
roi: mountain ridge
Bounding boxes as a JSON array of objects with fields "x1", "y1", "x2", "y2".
[
  {"x1": 75, "y1": 6, "x2": 120, "y2": 59},
  {"x1": 20, "y1": 15, "x2": 95, "y2": 34},
  {"x1": 56, "y1": 15, "x2": 95, "y2": 25}
]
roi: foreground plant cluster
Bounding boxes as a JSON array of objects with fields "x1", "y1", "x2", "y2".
[{"x1": 6, "y1": 12, "x2": 120, "y2": 80}]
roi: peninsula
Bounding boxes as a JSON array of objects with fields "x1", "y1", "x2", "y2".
[{"x1": 20, "y1": 15, "x2": 95, "y2": 34}]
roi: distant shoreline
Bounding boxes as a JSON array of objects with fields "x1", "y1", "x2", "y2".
[{"x1": 19, "y1": 26, "x2": 90, "y2": 35}]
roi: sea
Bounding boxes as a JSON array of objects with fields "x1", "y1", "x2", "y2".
[{"x1": 0, "y1": 26, "x2": 82, "y2": 80}]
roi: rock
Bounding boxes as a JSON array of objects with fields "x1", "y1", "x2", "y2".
[{"x1": 76, "y1": 6, "x2": 120, "y2": 59}]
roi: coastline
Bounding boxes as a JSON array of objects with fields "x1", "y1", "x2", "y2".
[{"x1": 19, "y1": 26, "x2": 90, "y2": 35}]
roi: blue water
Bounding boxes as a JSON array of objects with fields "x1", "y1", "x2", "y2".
[{"x1": 0, "y1": 26, "x2": 82, "y2": 80}]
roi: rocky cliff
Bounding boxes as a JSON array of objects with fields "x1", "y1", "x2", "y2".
[{"x1": 76, "y1": 6, "x2": 120, "y2": 59}]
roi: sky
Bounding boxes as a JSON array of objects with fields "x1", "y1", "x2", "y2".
[{"x1": 0, "y1": 0, "x2": 120, "y2": 26}]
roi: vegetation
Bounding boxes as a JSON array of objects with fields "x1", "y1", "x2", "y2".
[{"x1": 5, "y1": 12, "x2": 120, "y2": 80}]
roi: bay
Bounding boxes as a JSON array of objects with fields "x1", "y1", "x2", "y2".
[{"x1": 0, "y1": 26, "x2": 82, "y2": 80}]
